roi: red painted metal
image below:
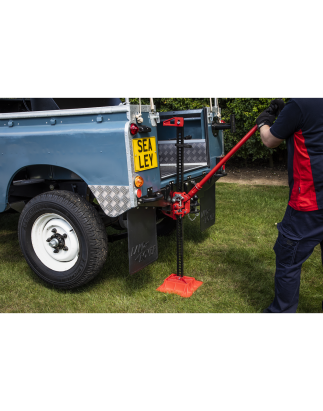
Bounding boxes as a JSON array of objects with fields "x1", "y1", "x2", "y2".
[
  {"x1": 156, "y1": 274, "x2": 203, "y2": 298},
  {"x1": 186, "y1": 125, "x2": 258, "y2": 200},
  {"x1": 173, "y1": 195, "x2": 190, "y2": 218},
  {"x1": 163, "y1": 117, "x2": 184, "y2": 127},
  {"x1": 162, "y1": 191, "x2": 191, "y2": 220}
]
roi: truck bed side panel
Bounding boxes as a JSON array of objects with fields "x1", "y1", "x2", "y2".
[{"x1": 0, "y1": 114, "x2": 129, "y2": 212}]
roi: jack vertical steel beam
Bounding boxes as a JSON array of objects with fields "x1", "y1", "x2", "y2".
[{"x1": 176, "y1": 125, "x2": 184, "y2": 277}]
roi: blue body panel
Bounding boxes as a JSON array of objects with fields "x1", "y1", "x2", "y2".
[{"x1": 0, "y1": 113, "x2": 129, "y2": 212}]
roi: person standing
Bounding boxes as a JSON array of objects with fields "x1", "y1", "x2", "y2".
[{"x1": 256, "y1": 98, "x2": 323, "y2": 313}]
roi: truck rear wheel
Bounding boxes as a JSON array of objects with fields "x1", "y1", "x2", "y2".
[
  {"x1": 156, "y1": 215, "x2": 176, "y2": 236},
  {"x1": 18, "y1": 190, "x2": 108, "y2": 289}
]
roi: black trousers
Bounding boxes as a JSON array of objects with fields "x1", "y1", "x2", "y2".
[{"x1": 267, "y1": 205, "x2": 323, "y2": 313}]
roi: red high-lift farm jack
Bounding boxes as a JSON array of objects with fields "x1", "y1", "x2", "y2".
[{"x1": 157, "y1": 112, "x2": 262, "y2": 297}]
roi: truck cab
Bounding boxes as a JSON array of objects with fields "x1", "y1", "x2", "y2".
[{"x1": 0, "y1": 98, "x2": 226, "y2": 289}]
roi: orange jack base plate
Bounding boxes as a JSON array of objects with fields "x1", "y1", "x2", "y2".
[{"x1": 156, "y1": 274, "x2": 203, "y2": 298}]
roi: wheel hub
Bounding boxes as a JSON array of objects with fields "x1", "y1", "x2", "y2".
[
  {"x1": 31, "y1": 213, "x2": 80, "y2": 272},
  {"x1": 48, "y1": 238, "x2": 59, "y2": 248},
  {"x1": 46, "y1": 228, "x2": 69, "y2": 253}
]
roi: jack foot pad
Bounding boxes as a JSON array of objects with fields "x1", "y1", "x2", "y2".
[{"x1": 157, "y1": 274, "x2": 203, "y2": 298}]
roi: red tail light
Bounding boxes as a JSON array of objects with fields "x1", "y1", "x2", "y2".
[
  {"x1": 136, "y1": 189, "x2": 142, "y2": 198},
  {"x1": 130, "y1": 123, "x2": 139, "y2": 136}
]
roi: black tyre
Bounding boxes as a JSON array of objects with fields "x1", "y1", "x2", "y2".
[
  {"x1": 18, "y1": 190, "x2": 108, "y2": 289},
  {"x1": 156, "y1": 215, "x2": 176, "y2": 236}
]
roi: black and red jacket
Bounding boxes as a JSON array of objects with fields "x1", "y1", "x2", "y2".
[{"x1": 270, "y1": 98, "x2": 323, "y2": 211}]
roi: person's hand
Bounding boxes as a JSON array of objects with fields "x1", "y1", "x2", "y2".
[
  {"x1": 269, "y1": 99, "x2": 285, "y2": 116},
  {"x1": 256, "y1": 109, "x2": 276, "y2": 129},
  {"x1": 256, "y1": 99, "x2": 285, "y2": 129}
]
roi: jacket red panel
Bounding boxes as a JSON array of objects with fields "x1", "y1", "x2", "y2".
[{"x1": 288, "y1": 130, "x2": 318, "y2": 211}]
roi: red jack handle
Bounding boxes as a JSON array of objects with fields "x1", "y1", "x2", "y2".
[{"x1": 187, "y1": 125, "x2": 258, "y2": 200}]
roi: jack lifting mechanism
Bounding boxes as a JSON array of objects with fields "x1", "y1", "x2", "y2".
[{"x1": 157, "y1": 117, "x2": 258, "y2": 298}]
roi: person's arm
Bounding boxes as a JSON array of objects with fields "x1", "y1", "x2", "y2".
[
  {"x1": 260, "y1": 125, "x2": 284, "y2": 148},
  {"x1": 257, "y1": 99, "x2": 303, "y2": 148}
]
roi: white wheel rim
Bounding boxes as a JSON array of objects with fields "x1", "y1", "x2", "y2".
[{"x1": 31, "y1": 213, "x2": 80, "y2": 272}]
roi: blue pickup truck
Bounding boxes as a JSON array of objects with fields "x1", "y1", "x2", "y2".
[{"x1": 0, "y1": 98, "x2": 226, "y2": 289}]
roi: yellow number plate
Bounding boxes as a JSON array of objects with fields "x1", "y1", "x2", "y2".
[{"x1": 132, "y1": 137, "x2": 158, "y2": 172}]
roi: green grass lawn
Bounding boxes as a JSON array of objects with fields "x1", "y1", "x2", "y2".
[{"x1": 1, "y1": 183, "x2": 322, "y2": 313}]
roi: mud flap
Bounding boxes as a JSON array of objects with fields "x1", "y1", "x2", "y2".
[
  {"x1": 199, "y1": 182, "x2": 216, "y2": 232},
  {"x1": 127, "y1": 207, "x2": 158, "y2": 275}
]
